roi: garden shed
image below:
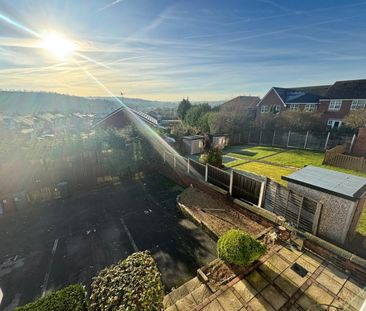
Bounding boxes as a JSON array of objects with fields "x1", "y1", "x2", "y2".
[
  {"x1": 283, "y1": 165, "x2": 366, "y2": 245},
  {"x1": 182, "y1": 135, "x2": 204, "y2": 155}
]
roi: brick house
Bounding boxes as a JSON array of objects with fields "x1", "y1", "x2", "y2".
[
  {"x1": 256, "y1": 79, "x2": 366, "y2": 129},
  {"x1": 220, "y1": 95, "x2": 260, "y2": 120},
  {"x1": 317, "y1": 79, "x2": 366, "y2": 129}
]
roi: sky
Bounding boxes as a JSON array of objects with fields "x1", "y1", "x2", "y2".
[{"x1": 0, "y1": 0, "x2": 366, "y2": 101}]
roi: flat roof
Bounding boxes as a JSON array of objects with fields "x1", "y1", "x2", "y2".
[
  {"x1": 183, "y1": 135, "x2": 204, "y2": 140},
  {"x1": 282, "y1": 165, "x2": 366, "y2": 201}
]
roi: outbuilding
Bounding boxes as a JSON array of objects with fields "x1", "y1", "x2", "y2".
[
  {"x1": 283, "y1": 165, "x2": 366, "y2": 245},
  {"x1": 182, "y1": 135, "x2": 204, "y2": 155}
]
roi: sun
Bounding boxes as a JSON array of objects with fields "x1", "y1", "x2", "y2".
[{"x1": 40, "y1": 32, "x2": 76, "y2": 60}]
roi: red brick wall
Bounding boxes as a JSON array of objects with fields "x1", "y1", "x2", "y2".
[
  {"x1": 318, "y1": 99, "x2": 352, "y2": 124},
  {"x1": 256, "y1": 89, "x2": 285, "y2": 124},
  {"x1": 353, "y1": 128, "x2": 366, "y2": 156}
]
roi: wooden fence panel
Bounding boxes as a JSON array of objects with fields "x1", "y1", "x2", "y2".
[
  {"x1": 264, "y1": 179, "x2": 319, "y2": 233},
  {"x1": 323, "y1": 145, "x2": 366, "y2": 173},
  {"x1": 207, "y1": 165, "x2": 230, "y2": 191},
  {"x1": 189, "y1": 159, "x2": 206, "y2": 178},
  {"x1": 232, "y1": 171, "x2": 261, "y2": 204}
]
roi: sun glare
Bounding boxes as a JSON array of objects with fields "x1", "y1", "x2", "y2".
[{"x1": 41, "y1": 32, "x2": 75, "y2": 60}]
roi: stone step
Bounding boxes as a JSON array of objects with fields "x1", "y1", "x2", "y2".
[
  {"x1": 164, "y1": 277, "x2": 210, "y2": 310},
  {"x1": 164, "y1": 280, "x2": 213, "y2": 311}
]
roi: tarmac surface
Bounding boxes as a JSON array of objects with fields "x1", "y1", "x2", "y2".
[{"x1": 0, "y1": 174, "x2": 216, "y2": 310}]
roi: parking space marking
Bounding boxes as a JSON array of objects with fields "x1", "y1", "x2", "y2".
[
  {"x1": 41, "y1": 238, "x2": 58, "y2": 297},
  {"x1": 120, "y1": 217, "x2": 138, "y2": 252}
]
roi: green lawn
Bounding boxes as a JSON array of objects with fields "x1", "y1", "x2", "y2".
[
  {"x1": 264, "y1": 149, "x2": 324, "y2": 168},
  {"x1": 233, "y1": 162, "x2": 296, "y2": 186},
  {"x1": 225, "y1": 145, "x2": 283, "y2": 160}
]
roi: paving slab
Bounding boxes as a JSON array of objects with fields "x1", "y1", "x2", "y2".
[
  {"x1": 259, "y1": 261, "x2": 281, "y2": 281},
  {"x1": 175, "y1": 293, "x2": 197, "y2": 311},
  {"x1": 296, "y1": 284, "x2": 334, "y2": 310},
  {"x1": 299, "y1": 251, "x2": 323, "y2": 268},
  {"x1": 245, "y1": 270, "x2": 269, "y2": 292},
  {"x1": 165, "y1": 304, "x2": 179, "y2": 311},
  {"x1": 295, "y1": 256, "x2": 317, "y2": 274},
  {"x1": 185, "y1": 277, "x2": 202, "y2": 293},
  {"x1": 191, "y1": 284, "x2": 212, "y2": 305},
  {"x1": 232, "y1": 279, "x2": 257, "y2": 302},
  {"x1": 338, "y1": 286, "x2": 365, "y2": 310},
  {"x1": 169, "y1": 284, "x2": 189, "y2": 303},
  {"x1": 268, "y1": 254, "x2": 290, "y2": 272},
  {"x1": 282, "y1": 266, "x2": 309, "y2": 287},
  {"x1": 247, "y1": 294, "x2": 275, "y2": 311},
  {"x1": 316, "y1": 272, "x2": 343, "y2": 295},
  {"x1": 163, "y1": 294, "x2": 174, "y2": 308},
  {"x1": 278, "y1": 247, "x2": 301, "y2": 263},
  {"x1": 261, "y1": 284, "x2": 287, "y2": 310},
  {"x1": 216, "y1": 288, "x2": 244, "y2": 311},
  {"x1": 201, "y1": 299, "x2": 225, "y2": 311},
  {"x1": 344, "y1": 278, "x2": 365, "y2": 298},
  {"x1": 322, "y1": 264, "x2": 348, "y2": 286},
  {"x1": 274, "y1": 275, "x2": 299, "y2": 298}
]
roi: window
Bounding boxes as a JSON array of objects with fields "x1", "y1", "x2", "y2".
[
  {"x1": 290, "y1": 104, "x2": 299, "y2": 111},
  {"x1": 327, "y1": 119, "x2": 342, "y2": 129},
  {"x1": 271, "y1": 105, "x2": 280, "y2": 114},
  {"x1": 261, "y1": 105, "x2": 269, "y2": 113},
  {"x1": 351, "y1": 99, "x2": 366, "y2": 110},
  {"x1": 304, "y1": 104, "x2": 317, "y2": 112},
  {"x1": 328, "y1": 100, "x2": 342, "y2": 111}
]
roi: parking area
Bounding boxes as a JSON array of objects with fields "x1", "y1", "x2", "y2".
[{"x1": 0, "y1": 174, "x2": 216, "y2": 310}]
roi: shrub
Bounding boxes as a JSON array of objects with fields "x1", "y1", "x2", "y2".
[
  {"x1": 15, "y1": 284, "x2": 87, "y2": 311},
  {"x1": 89, "y1": 251, "x2": 164, "y2": 311},
  {"x1": 217, "y1": 229, "x2": 266, "y2": 266}
]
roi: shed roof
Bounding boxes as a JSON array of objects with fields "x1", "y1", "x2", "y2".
[
  {"x1": 282, "y1": 165, "x2": 366, "y2": 201},
  {"x1": 183, "y1": 135, "x2": 204, "y2": 140}
]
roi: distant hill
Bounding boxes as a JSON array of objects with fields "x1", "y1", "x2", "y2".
[{"x1": 0, "y1": 90, "x2": 224, "y2": 115}]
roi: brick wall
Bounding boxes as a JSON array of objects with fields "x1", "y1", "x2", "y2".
[
  {"x1": 256, "y1": 89, "x2": 284, "y2": 124},
  {"x1": 353, "y1": 128, "x2": 366, "y2": 156}
]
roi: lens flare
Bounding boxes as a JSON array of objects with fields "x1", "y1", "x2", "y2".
[{"x1": 40, "y1": 32, "x2": 75, "y2": 60}]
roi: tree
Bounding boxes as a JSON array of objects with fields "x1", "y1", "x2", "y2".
[
  {"x1": 199, "y1": 146, "x2": 223, "y2": 167},
  {"x1": 208, "y1": 111, "x2": 250, "y2": 134},
  {"x1": 344, "y1": 110, "x2": 366, "y2": 129},
  {"x1": 184, "y1": 103, "x2": 211, "y2": 128},
  {"x1": 275, "y1": 111, "x2": 322, "y2": 132},
  {"x1": 177, "y1": 98, "x2": 192, "y2": 120}
]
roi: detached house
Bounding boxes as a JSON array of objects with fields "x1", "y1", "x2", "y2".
[{"x1": 256, "y1": 79, "x2": 366, "y2": 129}]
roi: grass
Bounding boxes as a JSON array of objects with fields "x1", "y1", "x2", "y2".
[
  {"x1": 233, "y1": 162, "x2": 296, "y2": 186},
  {"x1": 223, "y1": 144, "x2": 366, "y2": 236}
]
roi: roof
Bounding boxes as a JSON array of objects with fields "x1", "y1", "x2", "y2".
[
  {"x1": 324, "y1": 79, "x2": 366, "y2": 99},
  {"x1": 183, "y1": 135, "x2": 204, "y2": 140},
  {"x1": 220, "y1": 96, "x2": 260, "y2": 112},
  {"x1": 282, "y1": 165, "x2": 366, "y2": 201},
  {"x1": 273, "y1": 85, "x2": 331, "y2": 104}
]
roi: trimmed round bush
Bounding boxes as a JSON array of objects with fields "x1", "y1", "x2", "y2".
[
  {"x1": 217, "y1": 229, "x2": 266, "y2": 266},
  {"x1": 89, "y1": 251, "x2": 164, "y2": 311},
  {"x1": 15, "y1": 284, "x2": 87, "y2": 311}
]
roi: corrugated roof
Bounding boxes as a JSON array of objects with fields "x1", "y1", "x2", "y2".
[{"x1": 282, "y1": 165, "x2": 366, "y2": 200}]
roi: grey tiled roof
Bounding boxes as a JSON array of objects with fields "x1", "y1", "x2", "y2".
[{"x1": 324, "y1": 79, "x2": 366, "y2": 99}]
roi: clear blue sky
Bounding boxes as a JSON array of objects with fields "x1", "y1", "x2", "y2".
[{"x1": 0, "y1": 0, "x2": 366, "y2": 101}]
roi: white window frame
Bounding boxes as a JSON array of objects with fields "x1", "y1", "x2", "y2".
[
  {"x1": 327, "y1": 119, "x2": 342, "y2": 129},
  {"x1": 304, "y1": 104, "x2": 317, "y2": 112},
  {"x1": 328, "y1": 100, "x2": 342, "y2": 111},
  {"x1": 351, "y1": 99, "x2": 366, "y2": 110},
  {"x1": 272, "y1": 105, "x2": 280, "y2": 113},
  {"x1": 261, "y1": 105, "x2": 269, "y2": 113},
  {"x1": 289, "y1": 104, "x2": 299, "y2": 111}
]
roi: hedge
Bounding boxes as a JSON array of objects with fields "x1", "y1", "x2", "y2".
[
  {"x1": 15, "y1": 284, "x2": 87, "y2": 311},
  {"x1": 89, "y1": 251, "x2": 164, "y2": 311},
  {"x1": 217, "y1": 229, "x2": 266, "y2": 266}
]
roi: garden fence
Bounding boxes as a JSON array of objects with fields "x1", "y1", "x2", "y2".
[
  {"x1": 244, "y1": 128, "x2": 354, "y2": 151},
  {"x1": 163, "y1": 151, "x2": 322, "y2": 235}
]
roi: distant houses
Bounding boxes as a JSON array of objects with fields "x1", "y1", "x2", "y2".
[{"x1": 255, "y1": 79, "x2": 366, "y2": 129}]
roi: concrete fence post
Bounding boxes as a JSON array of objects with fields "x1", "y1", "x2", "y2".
[
  {"x1": 272, "y1": 130, "x2": 276, "y2": 146},
  {"x1": 163, "y1": 151, "x2": 166, "y2": 164},
  {"x1": 205, "y1": 164, "x2": 208, "y2": 182},
  {"x1": 349, "y1": 134, "x2": 356, "y2": 153},
  {"x1": 258, "y1": 181, "x2": 265, "y2": 208},
  {"x1": 173, "y1": 154, "x2": 176, "y2": 169},
  {"x1": 304, "y1": 131, "x2": 309, "y2": 149},
  {"x1": 187, "y1": 158, "x2": 190, "y2": 174},
  {"x1": 324, "y1": 132, "x2": 331, "y2": 150},
  {"x1": 286, "y1": 130, "x2": 291, "y2": 148},
  {"x1": 229, "y1": 170, "x2": 234, "y2": 196},
  {"x1": 259, "y1": 130, "x2": 263, "y2": 145}
]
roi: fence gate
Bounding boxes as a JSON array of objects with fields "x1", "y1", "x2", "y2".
[{"x1": 265, "y1": 180, "x2": 320, "y2": 233}]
